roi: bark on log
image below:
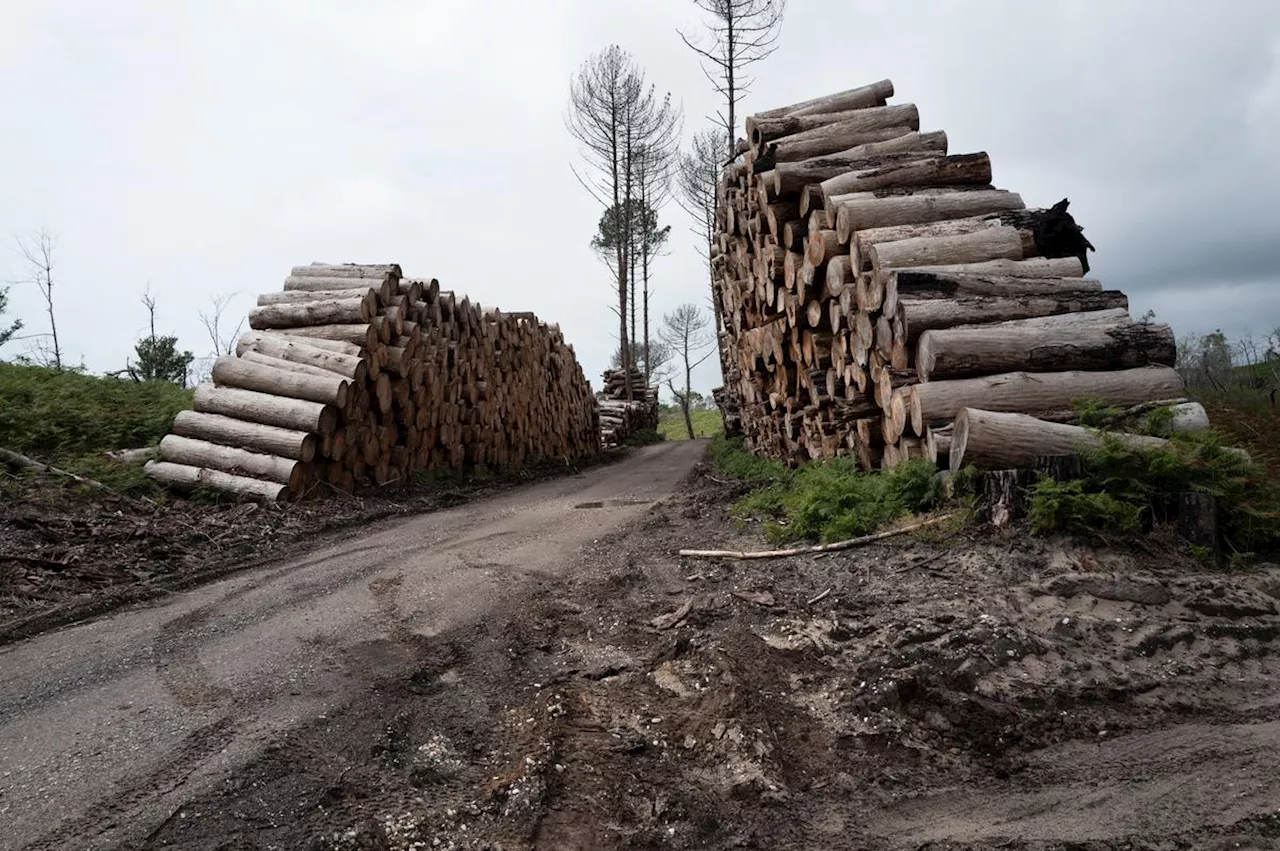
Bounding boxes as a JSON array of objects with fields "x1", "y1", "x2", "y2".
[
  {"x1": 884, "y1": 269, "x2": 1101, "y2": 316},
  {"x1": 283, "y1": 275, "x2": 395, "y2": 302},
  {"x1": 767, "y1": 132, "x2": 948, "y2": 195},
  {"x1": 748, "y1": 79, "x2": 895, "y2": 124},
  {"x1": 950, "y1": 408, "x2": 1170, "y2": 472},
  {"x1": 236, "y1": 332, "x2": 368, "y2": 382},
  {"x1": 248, "y1": 297, "x2": 372, "y2": 330},
  {"x1": 884, "y1": 257, "x2": 1085, "y2": 288},
  {"x1": 897, "y1": 289, "x2": 1129, "y2": 344},
  {"x1": 870, "y1": 226, "x2": 1027, "y2": 274},
  {"x1": 916, "y1": 309, "x2": 1177, "y2": 381},
  {"x1": 213, "y1": 355, "x2": 350, "y2": 408},
  {"x1": 1177, "y1": 492, "x2": 1218, "y2": 551},
  {"x1": 913, "y1": 366, "x2": 1186, "y2": 428},
  {"x1": 835, "y1": 189, "x2": 1026, "y2": 242},
  {"x1": 193, "y1": 384, "x2": 339, "y2": 435},
  {"x1": 816, "y1": 153, "x2": 991, "y2": 203},
  {"x1": 257, "y1": 287, "x2": 378, "y2": 311},
  {"x1": 158, "y1": 434, "x2": 304, "y2": 491},
  {"x1": 749, "y1": 101, "x2": 916, "y2": 147},
  {"x1": 756, "y1": 125, "x2": 918, "y2": 171},
  {"x1": 144, "y1": 460, "x2": 289, "y2": 502},
  {"x1": 171, "y1": 410, "x2": 317, "y2": 462},
  {"x1": 289, "y1": 263, "x2": 400, "y2": 279},
  {"x1": 273, "y1": 323, "x2": 380, "y2": 351}
]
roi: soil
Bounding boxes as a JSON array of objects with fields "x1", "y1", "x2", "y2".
[
  {"x1": 0, "y1": 453, "x2": 617, "y2": 646},
  {"x1": 120, "y1": 460, "x2": 1280, "y2": 851}
]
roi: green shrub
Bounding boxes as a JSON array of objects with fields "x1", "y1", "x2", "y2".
[
  {"x1": 1028, "y1": 478, "x2": 1145, "y2": 536},
  {"x1": 0, "y1": 362, "x2": 192, "y2": 457},
  {"x1": 713, "y1": 437, "x2": 943, "y2": 544},
  {"x1": 1027, "y1": 430, "x2": 1280, "y2": 556},
  {"x1": 709, "y1": 435, "x2": 790, "y2": 485}
]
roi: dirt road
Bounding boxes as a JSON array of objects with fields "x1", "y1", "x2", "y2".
[{"x1": 0, "y1": 440, "x2": 706, "y2": 851}]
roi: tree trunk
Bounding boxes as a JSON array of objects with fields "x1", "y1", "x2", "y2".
[
  {"x1": 158, "y1": 434, "x2": 304, "y2": 492},
  {"x1": 870, "y1": 226, "x2": 1027, "y2": 274},
  {"x1": 766, "y1": 131, "x2": 948, "y2": 196},
  {"x1": 235, "y1": 332, "x2": 368, "y2": 382},
  {"x1": 1177, "y1": 492, "x2": 1218, "y2": 552},
  {"x1": 851, "y1": 212, "x2": 1031, "y2": 270},
  {"x1": 949, "y1": 408, "x2": 1171, "y2": 472},
  {"x1": 897, "y1": 289, "x2": 1129, "y2": 344},
  {"x1": 755, "y1": 125, "x2": 917, "y2": 171},
  {"x1": 213, "y1": 355, "x2": 350, "y2": 408},
  {"x1": 817, "y1": 153, "x2": 992, "y2": 202},
  {"x1": 273, "y1": 323, "x2": 380, "y2": 350},
  {"x1": 833, "y1": 189, "x2": 1025, "y2": 242},
  {"x1": 144, "y1": 460, "x2": 289, "y2": 502},
  {"x1": 748, "y1": 101, "x2": 917, "y2": 147},
  {"x1": 882, "y1": 257, "x2": 1085, "y2": 292},
  {"x1": 913, "y1": 366, "x2": 1186, "y2": 430},
  {"x1": 883, "y1": 269, "x2": 1100, "y2": 315},
  {"x1": 171, "y1": 410, "x2": 317, "y2": 462},
  {"x1": 748, "y1": 79, "x2": 894, "y2": 124},
  {"x1": 193, "y1": 384, "x2": 339, "y2": 435},
  {"x1": 916, "y1": 309, "x2": 1177, "y2": 382},
  {"x1": 248, "y1": 297, "x2": 373, "y2": 329},
  {"x1": 283, "y1": 275, "x2": 395, "y2": 302}
]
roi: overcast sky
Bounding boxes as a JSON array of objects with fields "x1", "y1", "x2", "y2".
[{"x1": 3, "y1": 1, "x2": 1279, "y2": 395}]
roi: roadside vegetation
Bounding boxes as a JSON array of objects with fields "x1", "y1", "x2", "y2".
[
  {"x1": 658, "y1": 406, "x2": 720, "y2": 439},
  {"x1": 0, "y1": 362, "x2": 191, "y2": 497}
]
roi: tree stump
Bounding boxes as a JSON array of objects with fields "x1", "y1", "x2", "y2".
[
  {"x1": 1177, "y1": 491, "x2": 1218, "y2": 553},
  {"x1": 980, "y1": 469, "x2": 1037, "y2": 528},
  {"x1": 1034, "y1": 453, "x2": 1083, "y2": 482}
]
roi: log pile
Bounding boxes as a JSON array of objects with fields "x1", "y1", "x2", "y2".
[
  {"x1": 597, "y1": 368, "x2": 659, "y2": 446},
  {"x1": 147, "y1": 263, "x2": 600, "y2": 501},
  {"x1": 711, "y1": 79, "x2": 1194, "y2": 470}
]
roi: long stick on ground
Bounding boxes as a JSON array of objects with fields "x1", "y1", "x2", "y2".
[
  {"x1": 677, "y1": 512, "x2": 960, "y2": 559},
  {"x1": 0, "y1": 445, "x2": 157, "y2": 505}
]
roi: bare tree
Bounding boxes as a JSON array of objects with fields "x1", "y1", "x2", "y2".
[
  {"x1": 659, "y1": 303, "x2": 716, "y2": 439},
  {"x1": 14, "y1": 228, "x2": 64, "y2": 370},
  {"x1": 567, "y1": 45, "x2": 679, "y2": 397},
  {"x1": 677, "y1": 128, "x2": 732, "y2": 339},
  {"x1": 199, "y1": 292, "x2": 244, "y2": 356},
  {"x1": 678, "y1": 0, "x2": 787, "y2": 159}
]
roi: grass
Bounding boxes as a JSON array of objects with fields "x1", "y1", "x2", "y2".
[
  {"x1": 0, "y1": 362, "x2": 192, "y2": 499},
  {"x1": 709, "y1": 435, "x2": 943, "y2": 544},
  {"x1": 658, "y1": 408, "x2": 722, "y2": 440}
]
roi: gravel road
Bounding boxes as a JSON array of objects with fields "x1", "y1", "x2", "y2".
[{"x1": 0, "y1": 440, "x2": 707, "y2": 851}]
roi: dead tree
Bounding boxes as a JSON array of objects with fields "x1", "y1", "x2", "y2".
[
  {"x1": 678, "y1": 0, "x2": 788, "y2": 160},
  {"x1": 678, "y1": 128, "x2": 731, "y2": 338},
  {"x1": 14, "y1": 228, "x2": 63, "y2": 370},
  {"x1": 660, "y1": 303, "x2": 716, "y2": 439},
  {"x1": 199, "y1": 292, "x2": 245, "y2": 356},
  {"x1": 567, "y1": 46, "x2": 678, "y2": 398}
]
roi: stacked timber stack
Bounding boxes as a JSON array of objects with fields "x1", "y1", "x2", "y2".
[
  {"x1": 146, "y1": 263, "x2": 600, "y2": 501},
  {"x1": 711, "y1": 79, "x2": 1199, "y2": 470},
  {"x1": 597, "y1": 367, "x2": 659, "y2": 446}
]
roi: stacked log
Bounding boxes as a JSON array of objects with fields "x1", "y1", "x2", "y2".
[
  {"x1": 147, "y1": 263, "x2": 600, "y2": 500},
  {"x1": 597, "y1": 368, "x2": 659, "y2": 446},
  {"x1": 711, "y1": 79, "x2": 1198, "y2": 470}
]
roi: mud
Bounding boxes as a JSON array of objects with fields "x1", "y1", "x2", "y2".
[
  {"x1": 124, "y1": 461, "x2": 1280, "y2": 850},
  {"x1": 0, "y1": 453, "x2": 615, "y2": 645}
]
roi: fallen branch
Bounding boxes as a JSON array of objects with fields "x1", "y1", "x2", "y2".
[
  {"x1": 678, "y1": 513, "x2": 961, "y2": 560},
  {"x1": 0, "y1": 445, "x2": 157, "y2": 506}
]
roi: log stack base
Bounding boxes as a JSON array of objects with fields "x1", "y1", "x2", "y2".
[
  {"x1": 147, "y1": 263, "x2": 600, "y2": 501},
  {"x1": 711, "y1": 80, "x2": 1209, "y2": 472}
]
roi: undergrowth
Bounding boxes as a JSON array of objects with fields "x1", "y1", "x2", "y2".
[
  {"x1": 0, "y1": 362, "x2": 191, "y2": 501},
  {"x1": 0, "y1": 362, "x2": 191, "y2": 456},
  {"x1": 710, "y1": 435, "x2": 942, "y2": 543},
  {"x1": 1027, "y1": 428, "x2": 1280, "y2": 559}
]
